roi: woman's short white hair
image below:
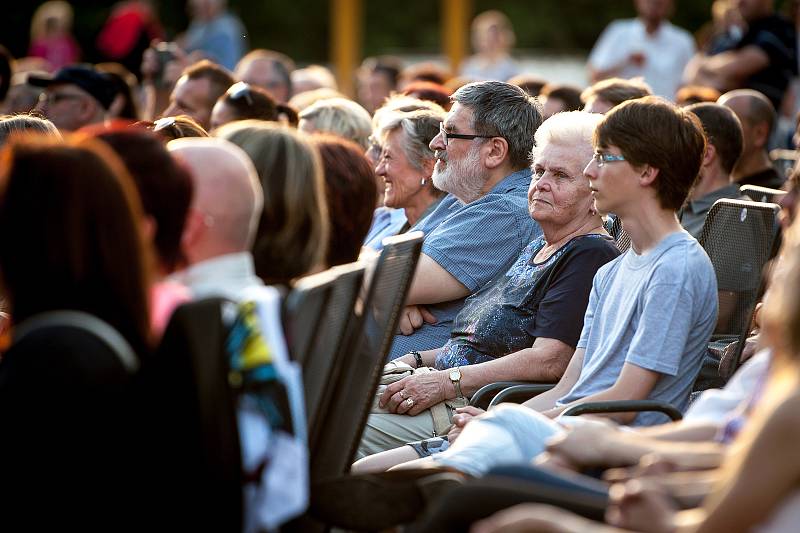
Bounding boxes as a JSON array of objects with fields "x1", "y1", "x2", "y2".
[
  {"x1": 530, "y1": 111, "x2": 603, "y2": 163},
  {"x1": 299, "y1": 97, "x2": 373, "y2": 149}
]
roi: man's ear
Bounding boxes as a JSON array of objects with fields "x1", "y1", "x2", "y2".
[
  {"x1": 77, "y1": 98, "x2": 99, "y2": 122},
  {"x1": 108, "y1": 94, "x2": 125, "y2": 119},
  {"x1": 753, "y1": 121, "x2": 771, "y2": 149},
  {"x1": 483, "y1": 136, "x2": 510, "y2": 169},
  {"x1": 180, "y1": 208, "x2": 205, "y2": 260},
  {"x1": 701, "y1": 143, "x2": 717, "y2": 169}
]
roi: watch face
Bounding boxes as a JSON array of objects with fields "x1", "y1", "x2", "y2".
[{"x1": 449, "y1": 369, "x2": 461, "y2": 381}]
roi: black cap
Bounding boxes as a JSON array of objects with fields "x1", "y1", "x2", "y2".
[{"x1": 28, "y1": 65, "x2": 118, "y2": 110}]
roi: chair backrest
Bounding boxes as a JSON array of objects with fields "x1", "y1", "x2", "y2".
[
  {"x1": 309, "y1": 231, "x2": 424, "y2": 481},
  {"x1": 699, "y1": 199, "x2": 779, "y2": 374},
  {"x1": 148, "y1": 297, "x2": 243, "y2": 530},
  {"x1": 606, "y1": 214, "x2": 632, "y2": 253},
  {"x1": 303, "y1": 262, "x2": 366, "y2": 433},
  {"x1": 282, "y1": 270, "x2": 337, "y2": 365},
  {"x1": 740, "y1": 184, "x2": 787, "y2": 205}
]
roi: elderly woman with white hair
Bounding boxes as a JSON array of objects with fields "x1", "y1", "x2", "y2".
[{"x1": 355, "y1": 111, "x2": 622, "y2": 462}]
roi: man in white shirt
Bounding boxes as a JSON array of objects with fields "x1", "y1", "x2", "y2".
[
  {"x1": 167, "y1": 138, "x2": 307, "y2": 531},
  {"x1": 587, "y1": 0, "x2": 695, "y2": 100}
]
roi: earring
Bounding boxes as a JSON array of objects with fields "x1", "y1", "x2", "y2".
[{"x1": 421, "y1": 178, "x2": 427, "y2": 186}]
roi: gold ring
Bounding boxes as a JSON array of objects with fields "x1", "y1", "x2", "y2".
[{"x1": 405, "y1": 398, "x2": 414, "y2": 408}]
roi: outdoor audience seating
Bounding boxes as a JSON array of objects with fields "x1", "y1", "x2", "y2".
[
  {"x1": 605, "y1": 214, "x2": 632, "y2": 253},
  {"x1": 411, "y1": 466, "x2": 610, "y2": 533},
  {"x1": 146, "y1": 297, "x2": 245, "y2": 530},
  {"x1": 740, "y1": 184, "x2": 787, "y2": 205},
  {"x1": 479, "y1": 199, "x2": 780, "y2": 418},
  {"x1": 697, "y1": 198, "x2": 780, "y2": 385},
  {"x1": 302, "y1": 262, "x2": 366, "y2": 440},
  {"x1": 283, "y1": 269, "x2": 337, "y2": 367},
  {"x1": 397, "y1": 201, "x2": 783, "y2": 532},
  {"x1": 286, "y1": 232, "x2": 424, "y2": 532}
]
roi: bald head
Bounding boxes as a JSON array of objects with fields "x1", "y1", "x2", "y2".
[
  {"x1": 168, "y1": 138, "x2": 263, "y2": 255},
  {"x1": 719, "y1": 89, "x2": 775, "y2": 154},
  {"x1": 719, "y1": 89, "x2": 775, "y2": 131}
]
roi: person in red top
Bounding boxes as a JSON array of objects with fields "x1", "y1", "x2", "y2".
[{"x1": 97, "y1": 0, "x2": 165, "y2": 78}]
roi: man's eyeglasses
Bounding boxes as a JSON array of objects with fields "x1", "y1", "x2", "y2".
[
  {"x1": 38, "y1": 92, "x2": 84, "y2": 106},
  {"x1": 592, "y1": 151, "x2": 627, "y2": 167},
  {"x1": 227, "y1": 81, "x2": 253, "y2": 106},
  {"x1": 439, "y1": 122, "x2": 497, "y2": 148}
]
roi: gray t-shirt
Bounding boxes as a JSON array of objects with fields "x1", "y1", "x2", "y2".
[{"x1": 557, "y1": 231, "x2": 718, "y2": 426}]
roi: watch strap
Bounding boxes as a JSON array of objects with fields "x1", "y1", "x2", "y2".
[{"x1": 452, "y1": 366, "x2": 464, "y2": 399}]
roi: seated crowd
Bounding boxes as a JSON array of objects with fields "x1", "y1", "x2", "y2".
[{"x1": 0, "y1": 28, "x2": 799, "y2": 533}]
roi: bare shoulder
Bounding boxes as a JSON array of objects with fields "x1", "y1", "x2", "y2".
[{"x1": 761, "y1": 390, "x2": 800, "y2": 440}]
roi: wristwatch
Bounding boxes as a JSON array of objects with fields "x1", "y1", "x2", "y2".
[
  {"x1": 449, "y1": 366, "x2": 464, "y2": 399},
  {"x1": 409, "y1": 351, "x2": 424, "y2": 369}
]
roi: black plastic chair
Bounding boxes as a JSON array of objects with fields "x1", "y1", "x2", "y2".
[
  {"x1": 303, "y1": 262, "x2": 365, "y2": 438},
  {"x1": 698, "y1": 199, "x2": 779, "y2": 381},
  {"x1": 282, "y1": 269, "x2": 337, "y2": 366},
  {"x1": 740, "y1": 184, "x2": 787, "y2": 205},
  {"x1": 310, "y1": 231, "x2": 424, "y2": 481},
  {"x1": 470, "y1": 381, "x2": 547, "y2": 410},
  {"x1": 487, "y1": 383, "x2": 556, "y2": 409},
  {"x1": 610, "y1": 215, "x2": 632, "y2": 253},
  {"x1": 285, "y1": 233, "x2": 423, "y2": 533}
]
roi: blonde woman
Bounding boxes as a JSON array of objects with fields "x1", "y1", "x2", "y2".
[
  {"x1": 29, "y1": 0, "x2": 80, "y2": 70},
  {"x1": 298, "y1": 97, "x2": 372, "y2": 150},
  {"x1": 216, "y1": 120, "x2": 329, "y2": 286},
  {"x1": 459, "y1": 10, "x2": 519, "y2": 82}
]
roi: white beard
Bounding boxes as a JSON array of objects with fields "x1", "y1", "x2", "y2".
[{"x1": 431, "y1": 146, "x2": 486, "y2": 204}]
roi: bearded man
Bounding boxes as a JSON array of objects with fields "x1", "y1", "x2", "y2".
[{"x1": 387, "y1": 81, "x2": 543, "y2": 360}]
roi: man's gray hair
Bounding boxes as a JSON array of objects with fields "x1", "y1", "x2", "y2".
[
  {"x1": 452, "y1": 81, "x2": 543, "y2": 169},
  {"x1": 379, "y1": 108, "x2": 445, "y2": 171},
  {"x1": 531, "y1": 111, "x2": 603, "y2": 162}
]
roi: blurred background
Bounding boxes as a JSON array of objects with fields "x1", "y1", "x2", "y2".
[{"x1": 5, "y1": 0, "x2": 721, "y2": 89}]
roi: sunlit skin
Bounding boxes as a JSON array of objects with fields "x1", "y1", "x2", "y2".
[
  {"x1": 209, "y1": 100, "x2": 237, "y2": 130},
  {"x1": 35, "y1": 85, "x2": 94, "y2": 131},
  {"x1": 163, "y1": 76, "x2": 214, "y2": 129},
  {"x1": 584, "y1": 145, "x2": 640, "y2": 216},
  {"x1": 529, "y1": 143, "x2": 595, "y2": 230},
  {"x1": 375, "y1": 129, "x2": 436, "y2": 226},
  {"x1": 583, "y1": 96, "x2": 615, "y2": 114}
]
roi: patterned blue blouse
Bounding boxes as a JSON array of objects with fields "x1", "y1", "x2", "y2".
[{"x1": 434, "y1": 234, "x2": 620, "y2": 370}]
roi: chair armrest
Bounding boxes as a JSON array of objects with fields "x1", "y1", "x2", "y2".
[
  {"x1": 470, "y1": 381, "x2": 534, "y2": 410},
  {"x1": 561, "y1": 400, "x2": 683, "y2": 421},
  {"x1": 488, "y1": 383, "x2": 556, "y2": 409}
]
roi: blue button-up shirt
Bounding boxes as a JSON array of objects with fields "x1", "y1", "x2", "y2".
[
  {"x1": 363, "y1": 207, "x2": 408, "y2": 250},
  {"x1": 388, "y1": 169, "x2": 542, "y2": 359}
]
